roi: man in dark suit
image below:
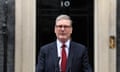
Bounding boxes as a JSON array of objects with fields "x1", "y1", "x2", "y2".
[{"x1": 36, "y1": 14, "x2": 92, "y2": 72}]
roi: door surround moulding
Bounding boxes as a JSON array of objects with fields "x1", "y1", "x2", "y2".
[{"x1": 15, "y1": 0, "x2": 116, "y2": 72}]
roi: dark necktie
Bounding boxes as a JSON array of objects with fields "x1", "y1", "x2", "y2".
[{"x1": 61, "y1": 44, "x2": 67, "y2": 72}]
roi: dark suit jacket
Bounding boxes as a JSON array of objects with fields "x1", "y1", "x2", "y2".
[{"x1": 36, "y1": 41, "x2": 92, "y2": 72}]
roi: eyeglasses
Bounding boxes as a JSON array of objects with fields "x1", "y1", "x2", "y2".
[{"x1": 55, "y1": 25, "x2": 72, "y2": 28}]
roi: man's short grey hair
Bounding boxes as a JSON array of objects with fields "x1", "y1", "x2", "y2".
[{"x1": 55, "y1": 14, "x2": 72, "y2": 24}]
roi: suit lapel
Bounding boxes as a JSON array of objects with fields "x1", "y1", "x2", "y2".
[
  {"x1": 51, "y1": 42, "x2": 58, "y2": 62},
  {"x1": 66, "y1": 41, "x2": 74, "y2": 72},
  {"x1": 50, "y1": 42, "x2": 59, "y2": 71}
]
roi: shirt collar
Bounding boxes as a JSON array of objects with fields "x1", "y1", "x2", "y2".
[{"x1": 56, "y1": 39, "x2": 70, "y2": 48}]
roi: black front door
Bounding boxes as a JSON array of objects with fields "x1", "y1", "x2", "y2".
[{"x1": 36, "y1": 0, "x2": 94, "y2": 71}]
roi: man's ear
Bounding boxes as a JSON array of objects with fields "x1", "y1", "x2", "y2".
[{"x1": 70, "y1": 27, "x2": 73, "y2": 34}]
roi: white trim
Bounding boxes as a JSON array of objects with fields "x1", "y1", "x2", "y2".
[
  {"x1": 15, "y1": 0, "x2": 22, "y2": 71},
  {"x1": 95, "y1": 0, "x2": 116, "y2": 72},
  {"x1": 109, "y1": 0, "x2": 116, "y2": 72},
  {"x1": 15, "y1": 0, "x2": 36, "y2": 72},
  {"x1": 95, "y1": 0, "x2": 109, "y2": 71}
]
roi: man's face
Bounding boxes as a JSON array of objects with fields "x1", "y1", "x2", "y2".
[{"x1": 55, "y1": 19, "x2": 72, "y2": 42}]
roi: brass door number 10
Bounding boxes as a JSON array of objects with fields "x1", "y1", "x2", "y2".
[{"x1": 61, "y1": 1, "x2": 70, "y2": 7}]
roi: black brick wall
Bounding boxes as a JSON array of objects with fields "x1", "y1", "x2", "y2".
[
  {"x1": 0, "y1": 0, "x2": 5, "y2": 72},
  {"x1": 117, "y1": 0, "x2": 120, "y2": 72},
  {"x1": 0, "y1": 0, "x2": 15, "y2": 72}
]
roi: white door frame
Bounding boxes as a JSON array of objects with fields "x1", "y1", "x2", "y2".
[
  {"x1": 15, "y1": 0, "x2": 116, "y2": 72},
  {"x1": 95, "y1": 0, "x2": 116, "y2": 72}
]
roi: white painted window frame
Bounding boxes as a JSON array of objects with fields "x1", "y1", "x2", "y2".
[{"x1": 15, "y1": 0, "x2": 116, "y2": 72}]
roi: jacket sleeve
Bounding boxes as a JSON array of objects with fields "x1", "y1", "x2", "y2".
[
  {"x1": 36, "y1": 47, "x2": 46, "y2": 72},
  {"x1": 82, "y1": 47, "x2": 92, "y2": 72}
]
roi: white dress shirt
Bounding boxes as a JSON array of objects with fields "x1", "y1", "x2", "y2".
[{"x1": 56, "y1": 39, "x2": 70, "y2": 71}]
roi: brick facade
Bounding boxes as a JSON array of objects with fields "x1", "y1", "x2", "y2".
[{"x1": 0, "y1": 0, "x2": 15, "y2": 72}]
